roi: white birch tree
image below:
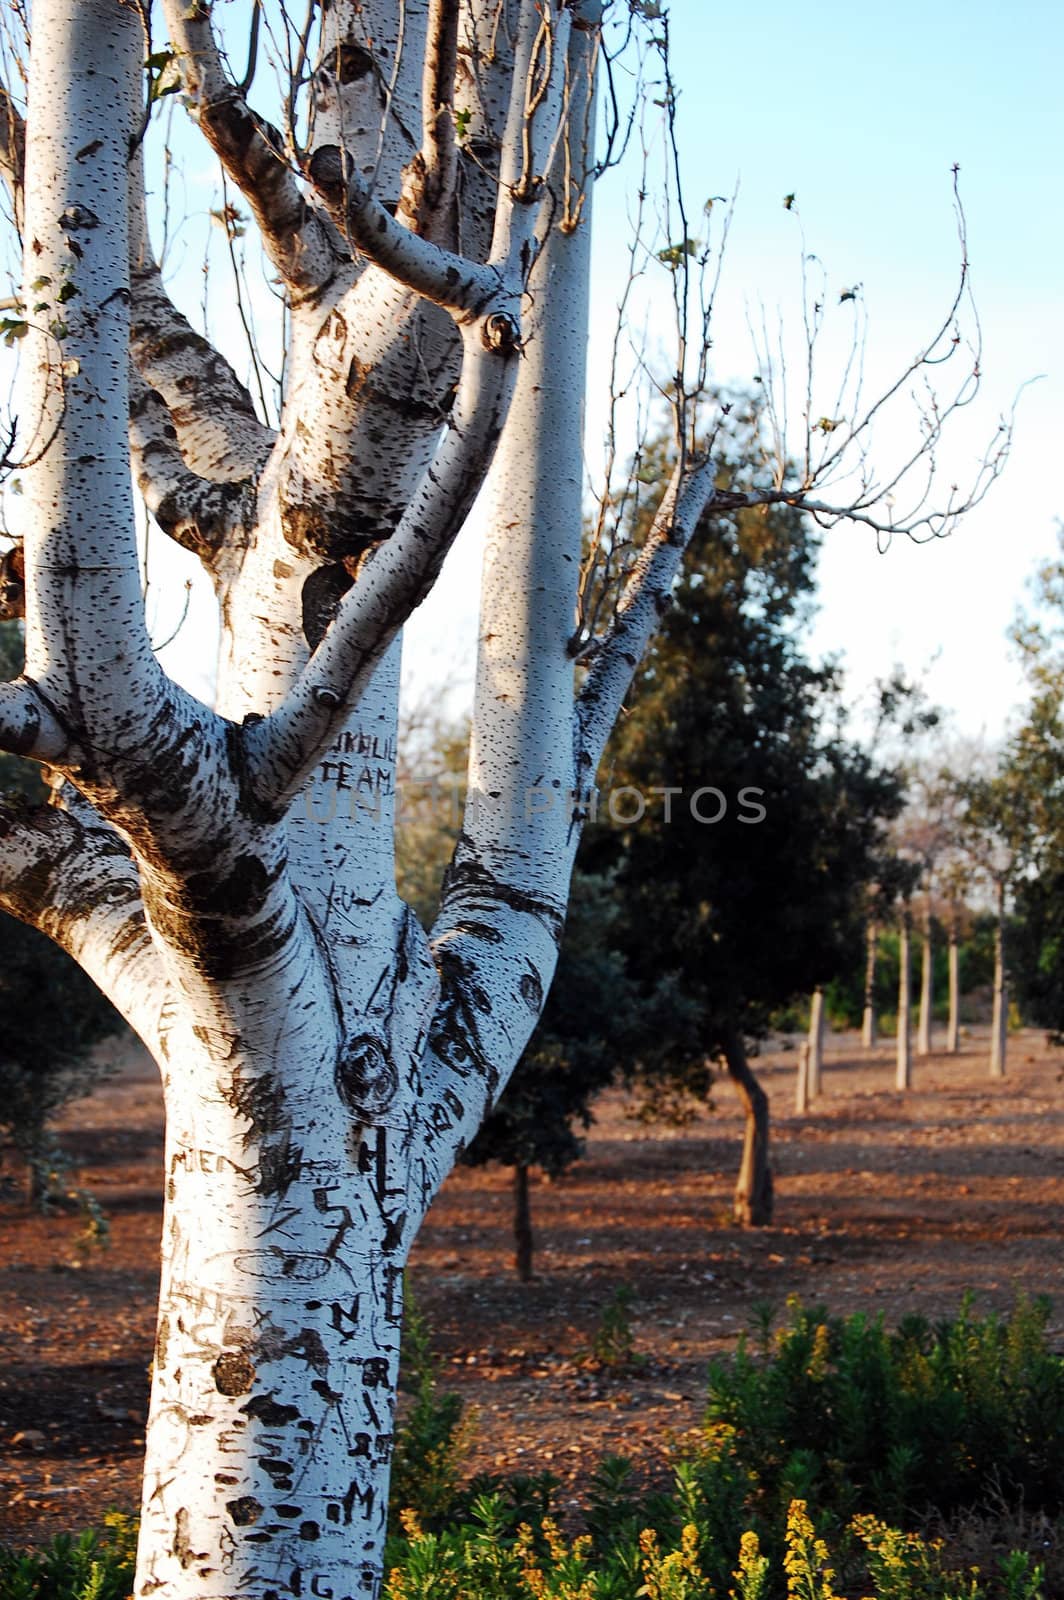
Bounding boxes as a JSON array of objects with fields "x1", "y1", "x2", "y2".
[{"x1": 0, "y1": 2, "x2": 1009, "y2": 1595}]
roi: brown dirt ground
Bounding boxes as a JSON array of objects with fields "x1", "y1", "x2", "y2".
[{"x1": 2, "y1": 1027, "x2": 1064, "y2": 1546}]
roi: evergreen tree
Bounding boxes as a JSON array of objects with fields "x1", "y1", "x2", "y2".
[{"x1": 583, "y1": 413, "x2": 903, "y2": 1223}]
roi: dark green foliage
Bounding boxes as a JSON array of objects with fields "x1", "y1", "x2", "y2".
[
  {"x1": 0, "y1": 1514, "x2": 137, "y2": 1600},
  {"x1": 0, "y1": 912, "x2": 121, "y2": 1203},
  {"x1": 705, "y1": 1294, "x2": 1064, "y2": 1536},
  {"x1": 583, "y1": 413, "x2": 904, "y2": 1091},
  {"x1": 465, "y1": 872, "x2": 684, "y2": 1180}
]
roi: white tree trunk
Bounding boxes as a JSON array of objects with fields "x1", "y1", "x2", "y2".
[
  {"x1": 917, "y1": 908, "x2": 933, "y2": 1056},
  {"x1": 795, "y1": 1041, "x2": 810, "y2": 1114},
  {"x1": 807, "y1": 985, "x2": 824, "y2": 1100},
  {"x1": 990, "y1": 891, "x2": 1007, "y2": 1078},
  {"x1": 896, "y1": 912, "x2": 912, "y2": 1090},
  {"x1": 861, "y1": 918, "x2": 878, "y2": 1048},
  {"x1": 946, "y1": 919, "x2": 961, "y2": 1053}
]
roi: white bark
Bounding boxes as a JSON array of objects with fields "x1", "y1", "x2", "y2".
[
  {"x1": 0, "y1": 7, "x2": 613, "y2": 1597},
  {"x1": 917, "y1": 907, "x2": 933, "y2": 1056},
  {"x1": 896, "y1": 910, "x2": 912, "y2": 1091},
  {"x1": 990, "y1": 888, "x2": 1007, "y2": 1078},
  {"x1": 861, "y1": 918, "x2": 878, "y2": 1048},
  {"x1": 946, "y1": 918, "x2": 961, "y2": 1053},
  {"x1": 795, "y1": 1041, "x2": 810, "y2": 1114},
  {"x1": 807, "y1": 985, "x2": 824, "y2": 1100}
]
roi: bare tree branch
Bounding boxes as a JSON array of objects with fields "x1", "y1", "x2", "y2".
[
  {"x1": 161, "y1": 0, "x2": 348, "y2": 298},
  {"x1": 307, "y1": 145, "x2": 504, "y2": 316},
  {"x1": 130, "y1": 259, "x2": 276, "y2": 482},
  {"x1": 398, "y1": 0, "x2": 460, "y2": 242},
  {"x1": 576, "y1": 455, "x2": 717, "y2": 768},
  {"x1": 0, "y1": 792, "x2": 166, "y2": 1047},
  {"x1": 129, "y1": 373, "x2": 257, "y2": 567},
  {"x1": 243, "y1": 316, "x2": 520, "y2": 805}
]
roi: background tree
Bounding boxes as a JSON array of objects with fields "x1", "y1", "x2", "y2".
[
  {"x1": 1006, "y1": 531, "x2": 1064, "y2": 1040},
  {"x1": 956, "y1": 766, "x2": 1031, "y2": 1076},
  {"x1": 582, "y1": 413, "x2": 905, "y2": 1225}
]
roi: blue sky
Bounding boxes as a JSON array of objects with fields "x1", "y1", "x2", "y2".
[{"x1": 414, "y1": 0, "x2": 1064, "y2": 740}]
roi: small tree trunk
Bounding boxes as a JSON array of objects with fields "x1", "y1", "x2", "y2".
[
  {"x1": 917, "y1": 908, "x2": 933, "y2": 1057},
  {"x1": 795, "y1": 1042, "x2": 810, "y2": 1115},
  {"x1": 513, "y1": 1163, "x2": 534, "y2": 1282},
  {"x1": 946, "y1": 917, "x2": 961, "y2": 1053},
  {"x1": 896, "y1": 910, "x2": 912, "y2": 1090},
  {"x1": 722, "y1": 1027, "x2": 773, "y2": 1227},
  {"x1": 807, "y1": 986, "x2": 824, "y2": 1100},
  {"x1": 861, "y1": 919, "x2": 878, "y2": 1048},
  {"x1": 990, "y1": 888, "x2": 1007, "y2": 1078}
]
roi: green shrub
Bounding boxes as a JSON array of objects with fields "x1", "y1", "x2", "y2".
[
  {"x1": 0, "y1": 1513, "x2": 137, "y2": 1600},
  {"x1": 704, "y1": 1294, "x2": 1064, "y2": 1535}
]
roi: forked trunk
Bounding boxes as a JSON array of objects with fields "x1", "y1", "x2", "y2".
[
  {"x1": 861, "y1": 919, "x2": 878, "y2": 1048},
  {"x1": 514, "y1": 1162, "x2": 534, "y2": 1282},
  {"x1": 896, "y1": 911, "x2": 912, "y2": 1090},
  {"x1": 722, "y1": 1026, "x2": 773, "y2": 1227}
]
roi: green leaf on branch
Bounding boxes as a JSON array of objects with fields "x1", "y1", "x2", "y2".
[
  {"x1": 656, "y1": 238, "x2": 700, "y2": 270},
  {"x1": 145, "y1": 49, "x2": 182, "y2": 104},
  {"x1": 0, "y1": 318, "x2": 28, "y2": 346}
]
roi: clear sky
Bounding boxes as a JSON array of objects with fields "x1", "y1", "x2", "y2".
[{"x1": 410, "y1": 0, "x2": 1064, "y2": 740}]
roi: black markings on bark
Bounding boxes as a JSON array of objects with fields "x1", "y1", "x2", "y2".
[
  {"x1": 171, "y1": 1508, "x2": 202, "y2": 1569},
  {"x1": 334, "y1": 42, "x2": 375, "y2": 82},
  {"x1": 335, "y1": 1033, "x2": 399, "y2": 1120},
  {"x1": 226, "y1": 1495, "x2": 263, "y2": 1526},
  {"x1": 299, "y1": 1522, "x2": 320, "y2": 1541},
  {"x1": 241, "y1": 1394, "x2": 301, "y2": 1427},
  {"x1": 259, "y1": 1457, "x2": 295, "y2": 1489},
  {"x1": 428, "y1": 948, "x2": 498, "y2": 1096},
  {"x1": 213, "y1": 1350, "x2": 256, "y2": 1395},
  {"x1": 518, "y1": 965, "x2": 543, "y2": 1012},
  {"x1": 257, "y1": 1138, "x2": 304, "y2": 1198},
  {"x1": 221, "y1": 1066, "x2": 285, "y2": 1147},
  {"x1": 440, "y1": 851, "x2": 565, "y2": 942},
  {"x1": 301, "y1": 563, "x2": 355, "y2": 650}
]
